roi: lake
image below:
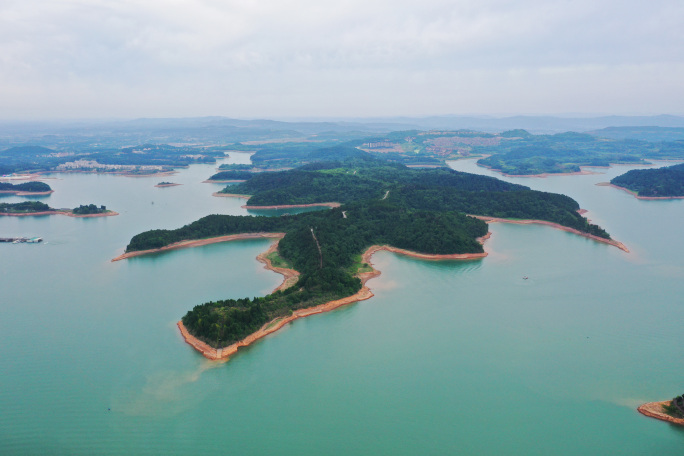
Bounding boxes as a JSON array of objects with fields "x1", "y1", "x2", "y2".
[{"x1": 1, "y1": 154, "x2": 683, "y2": 455}]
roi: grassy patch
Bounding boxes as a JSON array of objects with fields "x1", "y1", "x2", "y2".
[
  {"x1": 266, "y1": 250, "x2": 292, "y2": 269},
  {"x1": 348, "y1": 253, "x2": 374, "y2": 275}
]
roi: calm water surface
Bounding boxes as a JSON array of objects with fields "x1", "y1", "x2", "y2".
[{"x1": 1, "y1": 155, "x2": 683, "y2": 455}]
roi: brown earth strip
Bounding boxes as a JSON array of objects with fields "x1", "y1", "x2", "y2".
[{"x1": 638, "y1": 401, "x2": 684, "y2": 426}]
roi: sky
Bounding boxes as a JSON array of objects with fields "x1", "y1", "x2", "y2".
[{"x1": 1, "y1": 0, "x2": 683, "y2": 120}]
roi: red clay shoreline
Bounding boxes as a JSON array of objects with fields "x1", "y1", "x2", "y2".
[
  {"x1": 638, "y1": 401, "x2": 684, "y2": 426},
  {"x1": 111, "y1": 232, "x2": 287, "y2": 262},
  {"x1": 175, "y1": 240, "x2": 487, "y2": 361},
  {"x1": 112, "y1": 230, "x2": 490, "y2": 360},
  {"x1": 472, "y1": 216, "x2": 629, "y2": 252},
  {"x1": 600, "y1": 183, "x2": 684, "y2": 200},
  {"x1": 1, "y1": 210, "x2": 118, "y2": 218}
]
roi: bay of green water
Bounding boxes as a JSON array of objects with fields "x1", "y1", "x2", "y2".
[{"x1": 1, "y1": 155, "x2": 683, "y2": 455}]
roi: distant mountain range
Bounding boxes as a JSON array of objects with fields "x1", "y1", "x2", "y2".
[{"x1": 2, "y1": 115, "x2": 684, "y2": 149}]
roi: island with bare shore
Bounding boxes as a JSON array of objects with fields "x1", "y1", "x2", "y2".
[
  {"x1": 0, "y1": 181, "x2": 53, "y2": 195},
  {"x1": 638, "y1": 395, "x2": 684, "y2": 426},
  {"x1": 118, "y1": 153, "x2": 623, "y2": 361},
  {"x1": 155, "y1": 181, "x2": 181, "y2": 188},
  {"x1": 1, "y1": 201, "x2": 117, "y2": 217}
]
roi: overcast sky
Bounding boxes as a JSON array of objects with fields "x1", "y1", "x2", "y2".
[{"x1": 1, "y1": 0, "x2": 683, "y2": 120}]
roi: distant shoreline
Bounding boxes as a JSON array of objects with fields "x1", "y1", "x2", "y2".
[
  {"x1": 212, "y1": 192, "x2": 250, "y2": 199},
  {"x1": 0, "y1": 190, "x2": 54, "y2": 196},
  {"x1": 598, "y1": 182, "x2": 684, "y2": 200},
  {"x1": 476, "y1": 162, "x2": 600, "y2": 178},
  {"x1": 202, "y1": 179, "x2": 247, "y2": 183},
  {"x1": 472, "y1": 215, "x2": 629, "y2": 252},
  {"x1": 638, "y1": 401, "x2": 684, "y2": 426},
  {"x1": 1, "y1": 210, "x2": 118, "y2": 218},
  {"x1": 172, "y1": 234, "x2": 489, "y2": 361},
  {"x1": 243, "y1": 202, "x2": 341, "y2": 210}
]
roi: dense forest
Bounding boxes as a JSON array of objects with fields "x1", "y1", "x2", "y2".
[
  {"x1": 125, "y1": 157, "x2": 610, "y2": 348},
  {"x1": 610, "y1": 163, "x2": 684, "y2": 197},
  {"x1": 0, "y1": 181, "x2": 52, "y2": 193}
]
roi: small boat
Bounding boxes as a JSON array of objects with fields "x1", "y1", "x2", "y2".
[{"x1": 522, "y1": 276, "x2": 529, "y2": 280}]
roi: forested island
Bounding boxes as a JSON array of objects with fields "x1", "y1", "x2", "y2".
[
  {"x1": 0, "y1": 201, "x2": 116, "y2": 217},
  {"x1": 0, "y1": 201, "x2": 53, "y2": 214},
  {"x1": 121, "y1": 153, "x2": 617, "y2": 357},
  {"x1": 71, "y1": 204, "x2": 110, "y2": 215},
  {"x1": 0, "y1": 181, "x2": 52, "y2": 195},
  {"x1": 609, "y1": 163, "x2": 684, "y2": 198},
  {"x1": 155, "y1": 181, "x2": 181, "y2": 188}
]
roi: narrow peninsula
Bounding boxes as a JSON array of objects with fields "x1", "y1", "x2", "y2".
[{"x1": 119, "y1": 152, "x2": 621, "y2": 361}]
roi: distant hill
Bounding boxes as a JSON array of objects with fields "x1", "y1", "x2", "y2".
[
  {"x1": 1, "y1": 146, "x2": 55, "y2": 156},
  {"x1": 589, "y1": 127, "x2": 684, "y2": 142}
]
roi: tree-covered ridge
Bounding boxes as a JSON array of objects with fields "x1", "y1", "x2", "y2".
[
  {"x1": 174, "y1": 201, "x2": 488, "y2": 347},
  {"x1": 475, "y1": 133, "x2": 684, "y2": 176},
  {"x1": 125, "y1": 158, "x2": 612, "y2": 348},
  {"x1": 0, "y1": 181, "x2": 52, "y2": 193},
  {"x1": 218, "y1": 157, "x2": 606, "y2": 237},
  {"x1": 610, "y1": 163, "x2": 684, "y2": 197}
]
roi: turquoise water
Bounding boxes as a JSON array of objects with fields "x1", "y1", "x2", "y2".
[{"x1": 1, "y1": 155, "x2": 683, "y2": 454}]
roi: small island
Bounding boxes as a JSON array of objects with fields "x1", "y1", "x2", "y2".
[
  {"x1": 0, "y1": 181, "x2": 53, "y2": 195},
  {"x1": 0, "y1": 201, "x2": 117, "y2": 217},
  {"x1": 608, "y1": 163, "x2": 684, "y2": 199},
  {"x1": 155, "y1": 181, "x2": 181, "y2": 188},
  {"x1": 639, "y1": 395, "x2": 684, "y2": 426},
  {"x1": 119, "y1": 152, "x2": 622, "y2": 362}
]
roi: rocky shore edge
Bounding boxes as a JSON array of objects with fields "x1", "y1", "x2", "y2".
[
  {"x1": 473, "y1": 216, "x2": 629, "y2": 253},
  {"x1": 637, "y1": 401, "x2": 684, "y2": 426}
]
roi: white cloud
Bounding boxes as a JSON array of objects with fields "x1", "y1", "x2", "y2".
[{"x1": 0, "y1": 0, "x2": 682, "y2": 118}]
